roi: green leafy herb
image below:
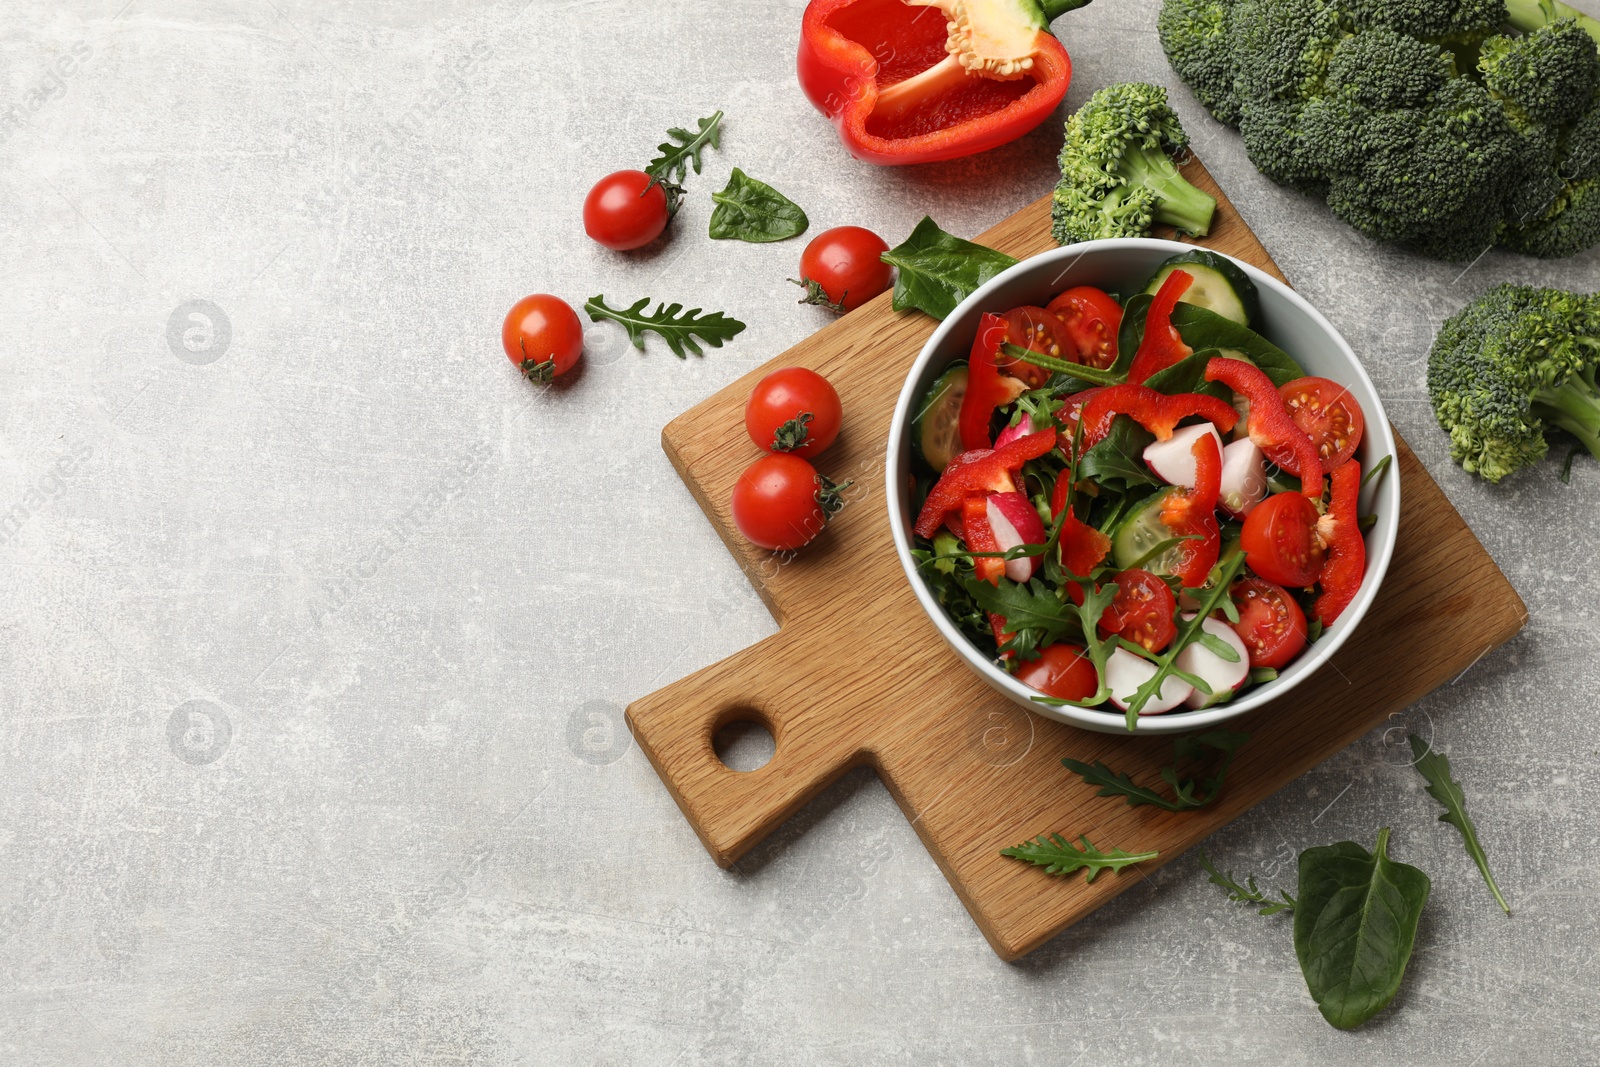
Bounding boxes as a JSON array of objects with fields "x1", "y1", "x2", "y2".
[
  {"x1": 707, "y1": 168, "x2": 809, "y2": 243},
  {"x1": 1249, "y1": 666, "x2": 1279, "y2": 684},
  {"x1": 1408, "y1": 735, "x2": 1510, "y2": 915},
  {"x1": 645, "y1": 111, "x2": 724, "y2": 187},
  {"x1": 962, "y1": 575, "x2": 1080, "y2": 661},
  {"x1": 1295, "y1": 828, "x2": 1431, "y2": 1030},
  {"x1": 1305, "y1": 616, "x2": 1324, "y2": 643},
  {"x1": 1063, "y1": 730, "x2": 1250, "y2": 811},
  {"x1": 1077, "y1": 417, "x2": 1160, "y2": 492},
  {"x1": 1140, "y1": 350, "x2": 1233, "y2": 400},
  {"x1": 1113, "y1": 293, "x2": 1154, "y2": 375},
  {"x1": 584, "y1": 295, "x2": 746, "y2": 358},
  {"x1": 1116, "y1": 552, "x2": 1249, "y2": 728},
  {"x1": 1001, "y1": 833, "x2": 1158, "y2": 884},
  {"x1": 1169, "y1": 304, "x2": 1307, "y2": 387},
  {"x1": 881, "y1": 216, "x2": 1018, "y2": 321},
  {"x1": 1361, "y1": 454, "x2": 1393, "y2": 489},
  {"x1": 1198, "y1": 849, "x2": 1296, "y2": 915},
  {"x1": 1000, "y1": 342, "x2": 1124, "y2": 387}
]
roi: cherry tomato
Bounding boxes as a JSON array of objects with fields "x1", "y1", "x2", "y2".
[
  {"x1": 797, "y1": 226, "x2": 892, "y2": 312},
  {"x1": 731, "y1": 453, "x2": 830, "y2": 551},
  {"x1": 1046, "y1": 287, "x2": 1124, "y2": 370},
  {"x1": 1016, "y1": 643, "x2": 1098, "y2": 701},
  {"x1": 997, "y1": 306, "x2": 1071, "y2": 387},
  {"x1": 501, "y1": 294, "x2": 584, "y2": 381},
  {"x1": 583, "y1": 170, "x2": 671, "y2": 251},
  {"x1": 1098, "y1": 568, "x2": 1179, "y2": 653},
  {"x1": 1240, "y1": 491, "x2": 1326, "y2": 587},
  {"x1": 745, "y1": 367, "x2": 843, "y2": 459},
  {"x1": 1229, "y1": 578, "x2": 1308, "y2": 669},
  {"x1": 1279, "y1": 376, "x2": 1365, "y2": 469}
]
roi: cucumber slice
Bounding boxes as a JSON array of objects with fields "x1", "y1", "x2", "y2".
[
  {"x1": 913, "y1": 363, "x2": 967, "y2": 472},
  {"x1": 1142, "y1": 250, "x2": 1261, "y2": 328},
  {"x1": 1111, "y1": 489, "x2": 1184, "y2": 577}
]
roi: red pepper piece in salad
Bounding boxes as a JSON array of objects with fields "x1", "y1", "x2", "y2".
[
  {"x1": 963, "y1": 493, "x2": 1007, "y2": 584},
  {"x1": 1126, "y1": 269, "x2": 1195, "y2": 384},
  {"x1": 797, "y1": 0, "x2": 1084, "y2": 166},
  {"x1": 1158, "y1": 430, "x2": 1223, "y2": 589},
  {"x1": 958, "y1": 313, "x2": 1022, "y2": 451},
  {"x1": 1077, "y1": 384, "x2": 1239, "y2": 448},
  {"x1": 1312, "y1": 460, "x2": 1366, "y2": 625},
  {"x1": 1204, "y1": 357, "x2": 1323, "y2": 496},
  {"x1": 913, "y1": 428, "x2": 1058, "y2": 538},
  {"x1": 1049, "y1": 470, "x2": 1112, "y2": 577}
]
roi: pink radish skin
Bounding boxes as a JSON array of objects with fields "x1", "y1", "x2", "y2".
[
  {"x1": 986, "y1": 492, "x2": 1046, "y2": 582},
  {"x1": 993, "y1": 421, "x2": 1031, "y2": 451},
  {"x1": 1176, "y1": 613, "x2": 1251, "y2": 709},
  {"x1": 1218, "y1": 439, "x2": 1268, "y2": 517},
  {"x1": 1105, "y1": 647, "x2": 1193, "y2": 714},
  {"x1": 1142, "y1": 423, "x2": 1225, "y2": 488}
]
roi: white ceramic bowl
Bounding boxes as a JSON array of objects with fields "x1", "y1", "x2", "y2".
[{"x1": 886, "y1": 239, "x2": 1399, "y2": 735}]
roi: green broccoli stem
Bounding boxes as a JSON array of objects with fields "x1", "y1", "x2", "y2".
[
  {"x1": 1504, "y1": 0, "x2": 1600, "y2": 49},
  {"x1": 1533, "y1": 370, "x2": 1600, "y2": 463},
  {"x1": 1122, "y1": 145, "x2": 1217, "y2": 237},
  {"x1": 1041, "y1": 0, "x2": 1094, "y2": 20}
]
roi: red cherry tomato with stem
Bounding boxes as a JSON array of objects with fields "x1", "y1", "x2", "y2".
[
  {"x1": 1045, "y1": 287, "x2": 1124, "y2": 370},
  {"x1": 1229, "y1": 578, "x2": 1308, "y2": 669},
  {"x1": 583, "y1": 170, "x2": 672, "y2": 251},
  {"x1": 1016, "y1": 643, "x2": 1099, "y2": 701},
  {"x1": 796, "y1": 226, "x2": 892, "y2": 312},
  {"x1": 744, "y1": 367, "x2": 843, "y2": 459},
  {"x1": 1240, "y1": 491, "x2": 1326, "y2": 587},
  {"x1": 1280, "y1": 376, "x2": 1365, "y2": 469},
  {"x1": 502, "y1": 294, "x2": 584, "y2": 382},
  {"x1": 731, "y1": 453, "x2": 843, "y2": 552}
]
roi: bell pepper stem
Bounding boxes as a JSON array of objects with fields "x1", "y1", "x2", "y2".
[
  {"x1": 874, "y1": 55, "x2": 968, "y2": 124},
  {"x1": 1040, "y1": 0, "x2": 1094, "y2": 20}
]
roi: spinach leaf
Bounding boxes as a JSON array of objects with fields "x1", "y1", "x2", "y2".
[
  {"x1": 1169, "y1": 304, "x2": 1306, "y2": 387},
  {"x1": 1141, "y1": 350, "x2": 1232, "y2": 401},
  {"x1": 881, "y1": 216, "x2": 1018, "y2": 320},
  {"x1": 1408, "y1": 735, "x2": 1510, "y2": 915},
  {"x1": 1113, "y1": 293, "x2": 1154, "y2": 375},
  {"x1": 1294, "y1": 828, "x2": 1431, "y2": 1030},
  {"x1": 707, "y1": 168, "x2": 809, "y2": 243},
  {"x1": 1076, "y1": 416, "x2": 1159, "y2": 491}
]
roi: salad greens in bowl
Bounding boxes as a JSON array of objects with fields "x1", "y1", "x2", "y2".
[{"x1": 886, "y1": 239, "x2": 1399, "y2": 735}]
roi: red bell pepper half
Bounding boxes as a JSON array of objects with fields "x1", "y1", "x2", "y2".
[
  {"x1": 1050, "y1": 470, "x2": 1111, "y2": 577},
  {"x1": 913, "y1": 428, "x2": 1057, "y2": 538},
  {"x1": 1077, "y1": 384, "x2": 1239, "y2": 449},
  {"x1": 960, "y1": 313, "x2": 1013, "y2": 451},
  {"x1": 1126, "y1": 269, "x2": 1195, "y2": 384},
  {"x1": 1204, "y1": 357, "x2": 1323, "y2": 497},
  {"x1": 1312, "y1": 460, "x2": 1366, "y2": 625},
  {"x1": 797, "y1": 0, "x2": 1085, "y2": 166},
  {"x1": 1158, "y1": 431, "x2": 1222, "y2": 589}
]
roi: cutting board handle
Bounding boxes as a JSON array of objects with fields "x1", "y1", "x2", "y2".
[{"x1": 625, "y1": 624, "x2": 875, "y2": 867}]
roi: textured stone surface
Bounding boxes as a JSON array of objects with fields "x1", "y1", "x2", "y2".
[{"x1": 2, "y1": 1, "x2": 1598, "y2": 1063}]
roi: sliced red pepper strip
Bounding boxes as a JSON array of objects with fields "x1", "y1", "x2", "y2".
[
  {"x1": 1312, "y1": 460, "x2": 1366, "y2": 625},
  {"x1": 958, "y1": 313, "x2": 1011, "y2": 452},
  {"x1": 797, "y1": 0, "x2": 1076, "y2": 166},
  {"x1": 1050, "y1": 471, "x2": 1112, "y2": 577},
  {"x1": 1159, "y1": 432, "x2": 1222, "y2": 589},
  {"x1": 1126, "y1": 270, "x2": 1195, "y2": 384},
  {"x1": 913, "y1": 428, "x2": 1058, "y2": 538},
  {"x1": 1078, "y1": 384, "x2": 1238, "y2": 448},
  {"x1": 1204, "y1": 358, "x2": 1323, "y2": 496},
  {"x1": 963, "y1": 494, "x2": 1008, "y2": 585}
]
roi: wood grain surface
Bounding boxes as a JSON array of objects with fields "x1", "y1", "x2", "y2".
[{"x1": 625, "y1": 157, "x2": 1528, "y2": 961}]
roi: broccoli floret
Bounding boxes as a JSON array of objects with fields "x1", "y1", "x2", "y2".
[
  {"x1": 1158, "y1": 0, "x2": 1244, "y2": 124},
  {"x1": 1481, "y1": 18, "x2": 1600, "y2": 128},
  {"x1": 1503, "y1": 175, "x2": 1600, "y2": 256},
  {"x1": 1231, "y1": 0, "x2": 1345, "y2": 102},
  {"x1": 1427, "y1": 283, "x2": 1600, "y2": 483},
  {"x1": 1051, "y1": 82, "x2": 1218, "y2": 245},
  {"x1": 1346, "y1": 0, "x2": 1504, "y2": 39}
]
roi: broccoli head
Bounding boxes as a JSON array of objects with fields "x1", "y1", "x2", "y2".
[
  {"x1": 1158, "y1": 0, "x2": 1600, "y2": 260},
  {"x1": 1427, "y1": 283, "x2": 1600, "y2": 482},
  {"x1": 1051, "y1": 82, "x2": 1218, "y2": 245}
]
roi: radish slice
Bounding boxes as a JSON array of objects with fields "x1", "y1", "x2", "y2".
[
  {"x1": 1176, "y1": 613, "x2": 1251, "y2": 709},
  {"x1": 1105, "y1": 647, "x2": 1193, "y2": 714},
  {"x1": 1142, "y1": 423, "x2": 1224, "y2": 488},
  {"x1": 986, "y1": 491, "x2": 1046, "y2": 582},
  {"x1": 1218, "y1": 439, "x2": 1268, "y2": 517},
  {"x1": 993, "y1": 420, "x2": 1030, "y2": 451}
]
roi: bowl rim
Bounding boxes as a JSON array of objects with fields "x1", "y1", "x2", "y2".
[{"x1": 885, "y1": 238, "x2": 1400, "y2": 736}]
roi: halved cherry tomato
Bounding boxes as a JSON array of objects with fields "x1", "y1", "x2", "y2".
[
  {"x1": 1046, "y1": 287, "x2": 1123, "y2": 370},
  {"x1": 1240, "y1": 491, "x2": 1325, "y2": 587},
  {"x1": 744, "y1": 367, "x2": 842, "y2": 459},
  {"x1": 1229, "y1": 577, "x2": 1307, "y2": 669},
  {"x1": 1016, "y1": 643, "x2": 1099, "y2": 701},
  {"x1": 1099, "y1": 569, "x2": 1178, "y2": 653},
  {"x1": 997, "y1": 306, "x2": 1070, "y2": 387},
  {"x1": 1280, "y1": 376, "x2": 1365, "y2": 470}
]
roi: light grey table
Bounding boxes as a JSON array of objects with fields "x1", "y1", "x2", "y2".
[{"x1": 3, "y1": 1, "x2": 1597, "y2": 1063}]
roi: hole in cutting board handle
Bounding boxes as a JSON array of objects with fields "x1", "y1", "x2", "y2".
[{"x1": 713, "y1": 714, "x2": 776, "y2": 773}]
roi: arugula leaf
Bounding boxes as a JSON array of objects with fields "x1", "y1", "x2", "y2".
[
  {"x1": 1197, "y1": 849, "x2": 1297, "y2": 915},
  {"x1": 645, "y1": 111, "x2": 724, "y2": 186},
  {"x1": 1295, "y1": 828, "x2": 1430, "y2": 1030},
  {"x1": 881, "y1": 217, "x2": 1018, "y2": 321},
  {"x1": 961, "y1": 576, "x2": 1082, "y2": 653},
  {"x1": 1362, "y1": 454, "x2": 1393, "y2": 488},
  {"x1": 1001, "y1": 342, "x2": 1124, "y2": 387},
  {"x1": 1077, "y1": 417, "x2": 1160, "y2": 491},
  {"x1": 1169, "y1": 304, "x2": 1306, "y2": 387},
  {"x1": 584, "y1": 295, "x2": 746, "y2": 358},
  {"x1": 1408, "y1": 735, "x2": 1510, "y2": 915},
  {"x1": 1064, "y1": 730, "x2": 1250, "y2": 811},
  {"x1": 707, "y1": 168, "x2": 809, "y2": 243},
  {"x1": 1001, "y1": 833, "x2": 1158, "y2": 884},
  {"x1": 1118, "y1": 552, "x2": 1249, "y2": 728}
]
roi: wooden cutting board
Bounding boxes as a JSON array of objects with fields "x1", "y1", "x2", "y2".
[{"x1": 625, "y1": 156, "x2": 1528, "y2": 961}]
